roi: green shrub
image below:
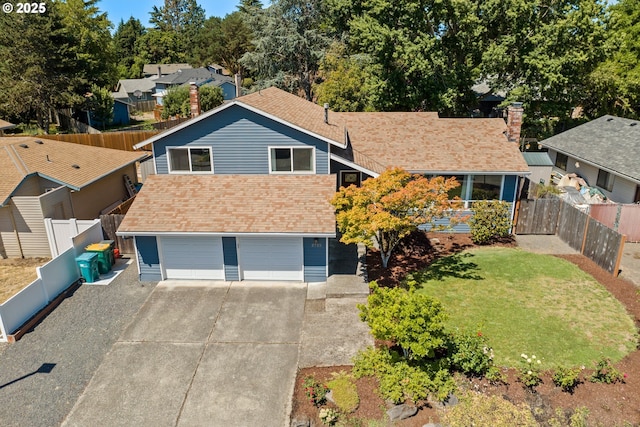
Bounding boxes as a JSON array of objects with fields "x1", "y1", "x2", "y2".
[
  {"x1": 353, "y1": 347, "x2": 455, "y2": 403},
  {"x1": 518, "y1": 353, "x2": 543, "y2": 389},
  {"x1": 448, "y1": 329, "x2": 494, "y2": 376},
  {"x1": 485, "y1": 366, "x2": 508, "y2": 385},
  {"x1": 318, "y1": 407, "x2": 340, "y2": 425},
  {"x1": 589, "y1": 356, "x2": 624, "y2": 384},
  {"x1": 552, "y1": 366, "x2": 582, "y2": 392},
  {"x1": 326, "y1": 371, "x2": 359, "y2": 413},
  {"x1": 534, "y1": 184, "x2": 561, "y2": 199},
  {"x1": 469, "y1": 200, "x2": 512, "y2": 244},
  {"x1": 359, "y1": 282, "x2": 448, "y2": 360},
  {"x1": 302, "y1": 375, "x2": 329, "y2": 407},
  {"x1": 440, "y1": 392, "x2": 537, "y2": 427}
]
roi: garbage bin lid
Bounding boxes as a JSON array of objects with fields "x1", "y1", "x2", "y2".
[
  {"x1": 86, "y1": 243, "x2": 111, "y2": 251},
  {"x1": 76, "y1": 252, "x2": 98, "y2": 261}
]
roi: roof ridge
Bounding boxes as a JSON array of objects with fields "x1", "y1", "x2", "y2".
[{"x1": 5, "y1": 145, "x2": 29, "y2": 175}]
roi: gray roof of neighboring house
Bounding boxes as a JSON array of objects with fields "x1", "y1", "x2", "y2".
[
  {"x1": 522, "y1": 152, "x2": 553, "y2": 167},
  {"x1": 155, "y1": 68, "x2": 234, "y2": 87},
  {"x1": 116, "y1": 78, "x2": 157, "y2": 95},
  {"x1": 541, "y1": 115, "x2": 640, "y2": 182},
  {"x1": 143, "y1": 63, "x2": 192, "y2": 76}
]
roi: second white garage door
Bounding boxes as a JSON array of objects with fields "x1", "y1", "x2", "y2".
[
  {"x1": 160, "y1": 236, "x2": 224, "y2": 280},
  {"x1": 238, "y1": 237, "x2": 303, "y2": 281}
]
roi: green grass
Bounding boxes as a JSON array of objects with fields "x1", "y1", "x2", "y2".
[{"x1": 411, "y1": 247, "x2": 638, "y2": 368}]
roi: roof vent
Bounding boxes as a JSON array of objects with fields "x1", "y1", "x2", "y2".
[
  {"x1": 34, "y1": 140, "x2": 43, "y2": 144},
  {"x1": 630, "y1": 122, "x2": 638, "y2": 127},
  {"x1": 324, "y1": 103, "x2": 329, "y2": 124},
  {"x1": 71, "y1": 164, "x2": 80, "y2": 169},
  {"x1": 19, "y1": 144, "x2": 28, "y2": 148},
  {"x1": 607, "y1": 118, "x2": 614, "y2": 121}
]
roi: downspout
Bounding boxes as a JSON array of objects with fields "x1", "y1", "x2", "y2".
[{"x1": 8, "y1": 203, "x2": 24, "y2": 258}]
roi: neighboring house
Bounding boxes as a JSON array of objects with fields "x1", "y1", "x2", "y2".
[
  {"x1": 112, "y1": 99, "x2": 132, "y2": 126},
  {"x1": 112, "y1": 78, "x2": 157, "y2": 103},
  {"x1": 0, "y1": 119, "x2": 16, "y2": 136},
  {"x1": 522, "y1": 151, "x2": 554, "y2": 188},
  {"x1": 153, "y1": 67, "x2": 236, "y2": 104},
  {"x1": 0, "y1": 137, "x2": 147, "y2": 258},
  {"x1": 118, "y1": 87, "x2": 528, "y2": 282},
  {"x1": 542, "y1": 115, "x2": 640, "y2": 204},
  {"x1": 143, "y1": 63, "x2": 192, "y2": 78}
]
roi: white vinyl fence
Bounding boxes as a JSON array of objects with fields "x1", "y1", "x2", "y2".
[
  {"x1": 0, "y1": 220, "x2": 103, "y2": 342},
  {"x1": 45, "y1": 218, "x2": 101, "y2": 257}
]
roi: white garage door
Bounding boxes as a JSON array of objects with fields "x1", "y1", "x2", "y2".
[
  {"x1": 238, "y1": 237, "x2": 303, "y2": 281},
  {"x1": 160, "y1": 236, "x2": 224, "y2": 280}
]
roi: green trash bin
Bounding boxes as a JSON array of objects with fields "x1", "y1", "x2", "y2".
[
  {"x1": 85, "y1": 243, "x2": 112, "y2": 274},
  {"x1": 76, "y1": 252, "x2": 100, "y2": 283},
  {"x1": 99, "y1": 240, "x2": 115, "y2": 266}
]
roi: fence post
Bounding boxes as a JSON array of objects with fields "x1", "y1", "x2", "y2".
[
  {"x1": 613, "y1": 235, "x2": 627, "y2": 277},
  {"x1": 37, "y1": 266, "x2": 50, "y2": 302},
  {"x1": 580, "y1": 216, "x2": 590, "y2": 254},
  {"x1": 44, "y1": 218, "x2": 59, "y2": 258}
]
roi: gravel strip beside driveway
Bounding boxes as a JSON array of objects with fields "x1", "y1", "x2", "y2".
[{"x1": 0, "y1": 262, "x2": 155, "y2": 427}]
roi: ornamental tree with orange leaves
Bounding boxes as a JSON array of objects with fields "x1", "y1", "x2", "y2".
[{"x1": 331, "y1": 168, "x2": 463, "y2": 268}]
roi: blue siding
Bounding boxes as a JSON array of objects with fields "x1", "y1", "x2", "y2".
[
  {"x1": 220, "y1": 82, "x2": 236, "y2": 100},
  {"x1": 154, "y1": 105, "x2": 330, "y2": 174},
  {"x1": 222, "y1": 236, "x2": 239, "y2": 281},
  {"x1": 502, "y1": 175, "x2": 518, "y2": 202},
  {"x1": 419, "y1": 212, "x2": 472, "y2": 233},
  {"x1": 303, "y1": 237, "x2": 327, "y2": 282},
  {"x1": 135, "y1": 236, "x2": 162, "y2": 281}
]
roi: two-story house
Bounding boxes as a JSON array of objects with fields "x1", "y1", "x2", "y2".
[{"x1": 117, "y1": 87, "x2": 528, "y2": 282}]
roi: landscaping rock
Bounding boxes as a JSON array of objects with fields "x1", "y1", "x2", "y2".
[
  {"x1": 325, "y1": 389, "x2": 335, "y2": 405},
  {"x1": 444, "y1": 393, "x2": 459, "y2": 407},
  {"x1": 423, "y1": 424, "x2": 444, "y2": 427},
  {"x1": 291, "y1": 415, "x2": 311, "y2": 427},
  {"x1": 387, "y1": 403, "x2": 418, "y2": 421}
]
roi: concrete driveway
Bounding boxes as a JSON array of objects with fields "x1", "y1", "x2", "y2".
[{"x1": 62, "y1": 280, "x2": 306, "y2": 427}]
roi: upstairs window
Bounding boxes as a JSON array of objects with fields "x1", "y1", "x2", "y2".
[
  {"x1": 596, "y1": 169, "x2": 614, "y2": 191},
  {"x1": 168, "y1": 147, "x2": 213, "y2": 173},
  {"x1": 269, "y1": 147, "x2": 314, "y2": 173}
]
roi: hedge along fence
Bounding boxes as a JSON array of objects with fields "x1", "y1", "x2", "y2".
[{"x1": 515, "y1": 198, "x2": 626, "y2": 276}]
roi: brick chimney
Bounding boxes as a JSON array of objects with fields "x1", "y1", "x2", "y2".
[
  {"x1": 189, "y1": 82, "x2": 201, "y2": 118},
  {"x1": 506, "y1": 102, "x2": 524, "y2": 143}
]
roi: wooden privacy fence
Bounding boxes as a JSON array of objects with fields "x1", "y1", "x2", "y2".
[
  {"x1": 36, "y1": 131, "x2": 157, "y2": 152},
  {"x1": 590, "y1": 204, "x2": 640, "y2": 243},
  {"x1": 515, "y1": 198, "x2": 626, "y2": 276},
  {"x1": 514, "y1": 198, "x2": 561, "y2": 234},
  {"x1": 100, "y1": 214, "x2": 135, "y2": 254}
]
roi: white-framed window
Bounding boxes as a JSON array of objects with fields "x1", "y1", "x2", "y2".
[
  {"x1": 269, "y1": 147, "x2": 315, "y2": 173},
  {"x1": 167, "y1": 147, "x2": 213, "y2": 173}
]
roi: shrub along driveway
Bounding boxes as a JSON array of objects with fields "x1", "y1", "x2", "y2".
[{"x1": 62, "y1": 280, "x2": 306, "y2": 427}]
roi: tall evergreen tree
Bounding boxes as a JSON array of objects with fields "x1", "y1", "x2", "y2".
[
  {"x1": 149, "y1": 0, "x2": 206, "y2": 62},
  {"x1": 114, "y1": 17, "x2": 146, "y2": 78},
  {"x1": 241, "y1": 0, "x2": 330, "y2": 100},
  {"x1": 0, "y1": 3, "x2": 78, "y2": 131}
]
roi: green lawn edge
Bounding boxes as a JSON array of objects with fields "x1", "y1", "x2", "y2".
[{"x1": 411, "y1": 247, "x2": 637, "y2": 369}]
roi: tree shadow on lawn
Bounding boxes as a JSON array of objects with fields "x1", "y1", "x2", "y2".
[
  {"x1": 407, "y1": 252, "x2": 483, "y2": 285},
  {"x1": 367, "y1": 231, "x2": 482, "y2": 287}
]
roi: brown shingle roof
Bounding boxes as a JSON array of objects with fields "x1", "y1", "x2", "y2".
[
  {"x1": 117, "y1": 174, "x2": 337, "y2": 235},
  {"x1": 238, "y1": 87, "x2": 346, "y2": 145},
  {"x1": 0, "y1": 137, "x2": 147, "y2": 204},
  {"x1": 340, "y1": 113, "x2": 529, "y2": 174}
]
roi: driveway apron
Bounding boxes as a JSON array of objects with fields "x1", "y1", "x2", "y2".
[{"x1": 62, "y1": 281, "x2": 306, "y2": 427}]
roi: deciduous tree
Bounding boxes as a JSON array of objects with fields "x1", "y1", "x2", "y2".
[{"x1": 331, "y1": 168, "x2": 462, "y2": 268}]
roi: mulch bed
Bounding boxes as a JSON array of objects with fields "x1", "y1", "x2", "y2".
[{"x1": 290, "y1": 232, "x2": 640, "y2": 426}]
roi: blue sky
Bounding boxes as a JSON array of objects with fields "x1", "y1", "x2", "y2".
[{"x1": 98, "y1": 0, "x2": 241, "y2": 29}]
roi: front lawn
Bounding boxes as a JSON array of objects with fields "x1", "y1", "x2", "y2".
[{"x1": 411, "y1": 247, "x2": 637, "y2": 368}]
